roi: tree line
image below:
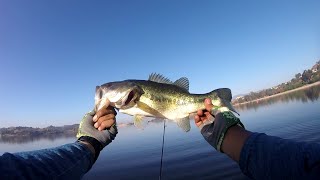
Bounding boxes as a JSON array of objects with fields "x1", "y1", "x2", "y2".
[{"x1": 232, "y1": 60, "x2": 320, "y2": 104}]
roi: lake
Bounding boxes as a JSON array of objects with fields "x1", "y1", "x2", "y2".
[{"x1": 1, "y1": 84, "x2": 320, "y2": 180}]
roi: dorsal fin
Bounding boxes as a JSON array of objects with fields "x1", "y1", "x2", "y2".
[
  {"x1": 148, "y1": 73, "x2": 172, "y2": 84},
  {"x1": 173, "y1": 77, "x2": 189, "y2": 92}
]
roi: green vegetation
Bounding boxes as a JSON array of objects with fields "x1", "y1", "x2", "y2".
[{"x1": 233, "y1": 60, "x2": 320, "y2": 104}]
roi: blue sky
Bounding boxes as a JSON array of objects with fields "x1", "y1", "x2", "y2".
[{"x1": 0, "y1": 0, "x2": 319, "y2": 127}]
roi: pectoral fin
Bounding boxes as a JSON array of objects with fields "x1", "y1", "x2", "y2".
[
  {"x1": 133, "y1": 115, "x2": 146, "y2": 129},
  {"x1": 176, "y1": 116, "x2": 191, "y2": 132}
]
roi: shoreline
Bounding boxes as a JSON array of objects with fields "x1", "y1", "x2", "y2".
[{"x1": 233, "y1": 81, "x2": 320, "y2": 106}]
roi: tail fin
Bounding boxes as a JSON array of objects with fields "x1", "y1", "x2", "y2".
[
  {"x1": 209, "y1": 88, "x2": 240, "y2": 115},
  {"x1": 211, "y1": 88, "x2": 232, "y2": 101}
]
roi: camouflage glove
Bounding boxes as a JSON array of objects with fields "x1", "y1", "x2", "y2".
[
  {"x1": 200, "y1": 107, "x2": 244, "y2": 152},
  {"x1": 76, "y1": 110, "x2": 117, "y2": 160}
]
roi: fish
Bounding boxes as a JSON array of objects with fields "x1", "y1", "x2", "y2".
[{"x1": 94, "y1": 73, "x2": 239, "y2": 132}]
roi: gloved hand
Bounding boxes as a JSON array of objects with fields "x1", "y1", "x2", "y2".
[
  {"x1": 76, "y1": 102, "x2": 117, "y2": 161},
  {"x1": 194, "y1": 98, "x2": 244, "y2": 152}
]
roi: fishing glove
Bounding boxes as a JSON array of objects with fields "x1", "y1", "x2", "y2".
[
  {"x1": 76, "y1": 110, "x2": 117, "y2": 161},
  {"x1": 200, "y1": 107, "x2": 244, "y2": 152}
]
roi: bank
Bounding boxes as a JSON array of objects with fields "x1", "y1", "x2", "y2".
[{"x1": 233, "y1": 81, "x2": 320, "y2": 106}]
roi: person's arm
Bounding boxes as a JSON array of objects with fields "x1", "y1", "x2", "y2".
[
  {"x1": 195, "y1": 98, "x2": 320, "y2": 180},
  {"x1": 195, "y1": 98, "x2": 249, "y2": 162},
  {"x1": 0, "y1": 101, "x2": 117, "y2": 179},
  {"x1": 0, "y1": 141, "x2": 95, "y2": 179},
  {"x1": 240, "y1": 132, "x2": 320, "y2": 179}
]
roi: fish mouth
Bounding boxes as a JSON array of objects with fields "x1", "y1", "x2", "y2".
[
  {"x1": 124, "y1": 90, "x2": 135, "y2": 106},
  {"x1": 121, "y1": 90, "x2": 135, "y2": 107},
  {"x1": 119, "y1": 85, "x2": 144, "y2": 109}
]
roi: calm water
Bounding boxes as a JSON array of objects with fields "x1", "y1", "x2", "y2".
[{"x1": 1, "y1": 85, "x2": 320, "y2": 180}]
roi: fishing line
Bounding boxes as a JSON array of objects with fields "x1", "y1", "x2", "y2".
[{"x1": 159, "y1": 119, "x2": 166, "y2": 180}]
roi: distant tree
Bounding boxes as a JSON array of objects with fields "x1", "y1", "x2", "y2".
[
  {"x1": 310, "y1": 71, "x2": 320, "y2": 83},
  {"x1": 295, "y1": 73, "x2": 301, "y2": 79},
  {"x1": 302, "y1": 70, "x2": 313, "y2": 83},
  {"x1": 259, "y1": 90, "x2": 267, "y2": 97},
  {"x1": 266, "y1": 89, "x2": 273, "y2": 96}
]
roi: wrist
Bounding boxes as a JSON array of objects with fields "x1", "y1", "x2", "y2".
[
  {"x1": 200, "y1": 111, "x2": 246, "y2": 151},
  {"x1": 221, "y1": 125, "x2": 251, "y2": 162},
  {"x1": 78, "y1": 136, "x2": 102, "y2": 162},
  {"x1": 78, "y1": 140, "x2": 96, "y2": 157}
]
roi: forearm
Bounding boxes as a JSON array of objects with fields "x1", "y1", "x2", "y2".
[
  {"x1": 201, "y1": 112, "x2": 250, "y2": 162},
  {"x1": 221, "y1": 125, "x2": 251, "y2": 162},
  {"x1": 0, "y1": 142, "x2": 95, "y2": 179},
  {"x1": 239, "y1": 133, "x2": 320, "y2": 179}
]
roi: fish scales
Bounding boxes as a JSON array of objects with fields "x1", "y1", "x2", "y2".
[{"x1": 132, "y1": 80, "x2": 200, "y2": 116}]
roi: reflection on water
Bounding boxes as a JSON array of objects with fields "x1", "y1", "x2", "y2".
[
  {"x1": 0, "y1": 137, "x2": 76, "y2": 154},
  {"x1": 0, "y1": 134, "x2": 75, "y2": 144},
  {"x1": 235, "y1": 84, "x2": 320, "y2": 112},
  {"x1": 0, "y1": 125, "x2": 78, "y2": 144}
]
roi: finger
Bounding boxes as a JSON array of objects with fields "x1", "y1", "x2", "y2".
[
  {"x1": 98, "y1": 119, "x2": 116, "y2": 131},
  {"x1": 194, "y1": 115, "x2": 200, "y2": 123},
  {"x1": 94, "y1": 114, "x2": 115, "y2": 128},
  {"x1": 194, "y1": 115, "x2": 203, "y2": 127},
  {"x1": 93, "y1": 107, "x2": 116, "y2": 122},
  {"x1": 204, "y1": 112, "x2": 214, "y2": 119},
  {"x1": 200, "y1": 116, "x2": 207, "y2": 121},
  {"x1": 93, "y1": 99, "x2": 111, "y2": 121},
  {"x1": 94, "y1": 114, "x2": 112, "y2": 128},
  {"x1": 197, "y1": 109, "x2": 204, "y2": 116},
  {"x1": 104, "y1": 98, "x2": 111, "y2": 107},
  {"x1": 204, "y1": 98, "x2": 214, "y2": 112}
]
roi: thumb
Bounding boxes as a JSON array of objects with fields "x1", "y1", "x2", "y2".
[
  {"x1": 105, "y1": 98, "x2": 110, "y2": 107},
  {"x1": 97, "y1": 98, "x2": 111, "y2": 111},
  {"x1": 204, "y1": 98, "x2": 213, "y2": 112}
]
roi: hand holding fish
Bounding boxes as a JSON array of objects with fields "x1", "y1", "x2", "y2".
[
  {"x1": 93, "y1": 99, "x2": 117, "y2": 131},
  {"x1": 76, "y1": 101, "x2": 117, "y2": 161},
  {"x1": 194, "y1": 98, "x2": 215, "y2": 129},
  {"x1": 195, "y1": 98, "x2": 245, "y2": 152}
]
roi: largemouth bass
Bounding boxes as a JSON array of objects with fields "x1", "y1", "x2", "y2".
[{"x1": 95, "y1": 73, "x2": 238, "y2": 132}]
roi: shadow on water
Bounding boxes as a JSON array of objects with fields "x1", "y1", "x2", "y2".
[{"x1": 235, "y1": 84, "x2": 320, "y2": 112}]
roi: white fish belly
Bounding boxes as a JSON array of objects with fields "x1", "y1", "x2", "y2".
[{"x1": 119, "y1": 106, "x2": 154, "y2": 117}]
